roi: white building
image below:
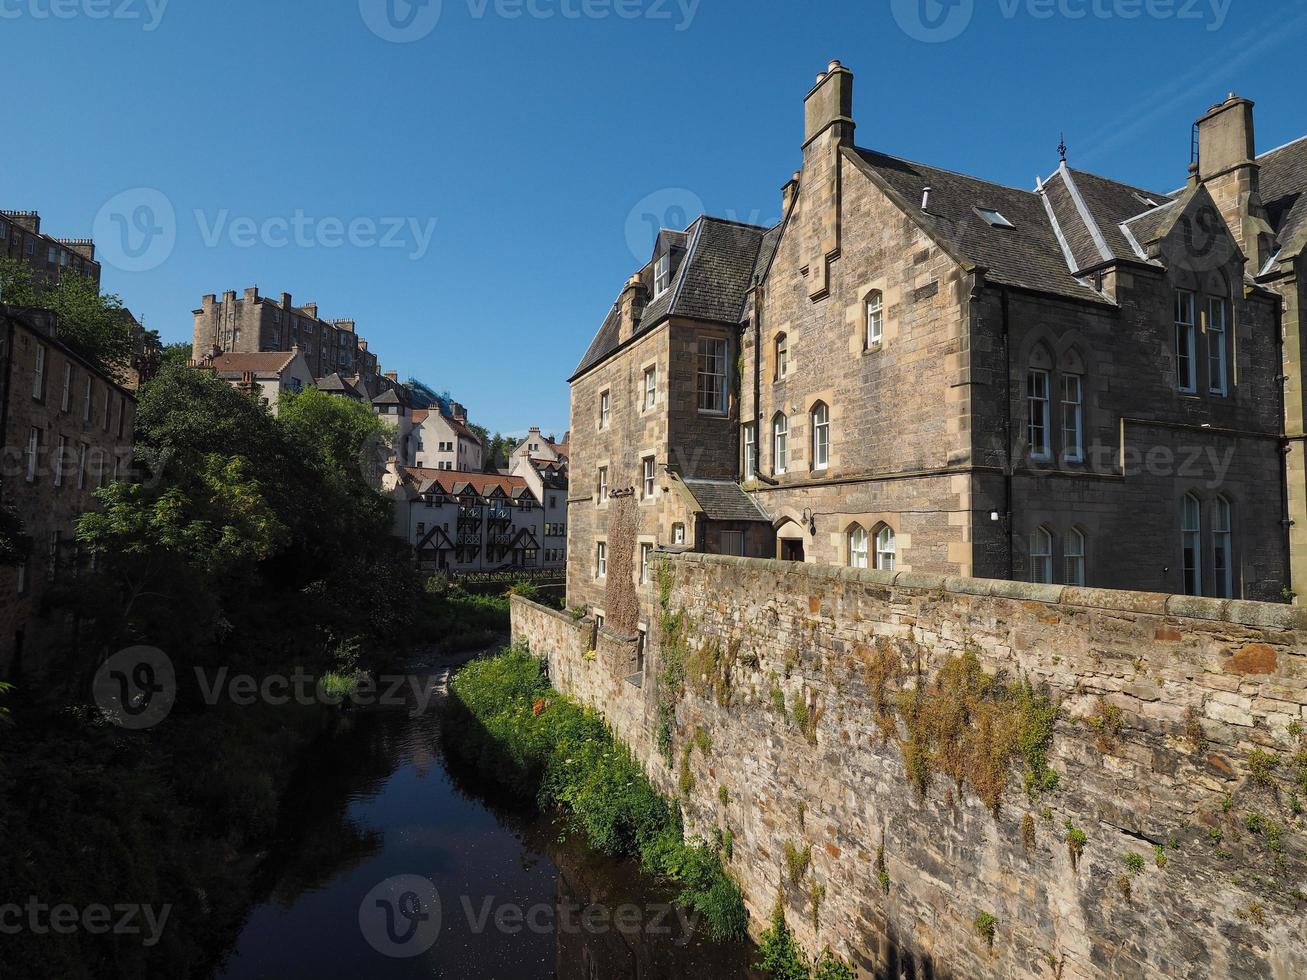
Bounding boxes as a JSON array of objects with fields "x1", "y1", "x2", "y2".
[
  {"x1": 202, "y1": 349, "x2": 314, "y2": 416},
  {"x1": 392, "y1": 467, "x2": 566, "y2": 574},
  {"x1": 413, "y1": 404, "x2": 482, "y2": 471}
]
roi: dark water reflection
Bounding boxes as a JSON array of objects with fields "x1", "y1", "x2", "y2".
[{"x1": 214, "y1": 656, "x2": 764, "y2": 980}]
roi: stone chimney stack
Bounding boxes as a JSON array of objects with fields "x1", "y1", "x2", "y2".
[
  {"x1": 800, "y1": 60, "x2": 855, "y2": 301},
  {"x1": 1196, "y1": 94, "x2": 1273, "y2": 275},
  {"x1": 618, "y1": 273, "x2": 649, "y2": 341},
  {"x1": 452, "y1": 402, "x2": 467, "y2": 423},
  {"x1": 281, "y1": 292, "x2": 293, "y2": 310}
]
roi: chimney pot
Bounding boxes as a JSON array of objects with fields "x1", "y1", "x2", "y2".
[{"x1": 828, "y1": 59, "x2": 842, "y2": 71}]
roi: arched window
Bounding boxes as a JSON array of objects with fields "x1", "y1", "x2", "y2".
[
  {"x1": 865, "y1": 290, "x2": 884, "y2": 347},
  {"x1": 775, "y1": 333, "x2": 789, "y2": 380},
  {"x1": 1030, "y1": 527, "x2": 1053, "y2": 584},
  {"x1": 848, "y1": 526, "x2": 868, "y2": 569},
  {"x1": 1065, "y1": 527, "x2": 1086, "y2": 586},
  {"x1": 772, "y1": 413, "x2": 789, "y2": 475},
  {"x1": 1213, "y1": 496, "x2": 1233, "y2": 598},
  {"x1": 1182, "y1": 493, "x2": 1202, "y2": 596},
  {"x1": 811, "y1": 402, "x2": 829, "y2": 470},
  {"x1": 874, "y1": 525, "x2": 897, "y2": 571}
]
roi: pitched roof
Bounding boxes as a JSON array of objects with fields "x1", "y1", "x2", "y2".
[
  {"x1": 208, "y1": 351, "x2": 298, "y2": 376},
  {"x1": 371, "y1": 388, "x2": 405, "y2": 406},
  {"x1": 411, "y1": 409, "x2": 430, "y2": 423},
  {"x1": 572, "y1": 215, "x2": 774, "y2": 379},
  {"x1": 1259, "y1": 135, "x2": 1307, "y2": 262},
  {"x1": 850, "y1": 148, "x2": 1109, "y2": 303},
  {"x1": 681, "y1": 479, "x2": 769, "y2": 522},
  {"x1": 316, "y1": 372, "x2": 363, "y2": 398},
  {"x1": 399, "y1": 466, "x2": 530, "y2": 497}
]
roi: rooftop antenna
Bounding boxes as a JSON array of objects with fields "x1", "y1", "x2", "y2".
[{"x1": 1058, "y1": 132, "x2": 1068, "y2": 164}]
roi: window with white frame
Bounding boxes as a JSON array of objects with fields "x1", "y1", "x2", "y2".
[
  {"x1": 54, "y1": 435, "x2": 67, "y2": 488},
  {"x1": 643, "y1": 366, "x2": 656, "y2": 410},
  {"x1": 1065, "y1": 528, "x2": 1086, "y2": 586},
  {"x1": 1175, "y1": 290, "x2": 1197, "y2": 394},
  {"x1": 640, "y1": 543, "x2": 653, "y2": 583},
  {"x1": 811, "y1": 402, "x2": 829, "y2": 470},
  {"x1": 597, "y1": 466, "x2": 608, "y2": 502},
  {"x1": 848, "y1": 526, "x2": 868, "y2": 569},
  {"x1": 772, "y1": 413, "x2": 788, "y2": 474},
  {"x1": 774, "y1": 334, "x2": 788, "y2": 380},
  {"x1": 1027, "y1": 369, "x2": 1051, "y2": 459},
  {"x1": 1061, "y1": 374, "x2": 1083, "y2": 462},
  {"x1": 83, "y1": 377, "x2": 92, "y2": 422},
  {"x1": 697, "y1": 338, "x2": 728, "y2": 413},
  {"x1": 672, "y1": 523, "x2": 686, "y2": 545},
  {"x1": 1182, "y1": 493, "x2": 1202, "y2": 595},
  {"x1": 1208, "y1": 297, "x2": 1229, "y2": 396},
  {"x1": 599, "y1": 390, "x2": 610, "y2": 428},
  {"x1": 743, "y1": 424, "x2": 756, "y2": 481},
  {"x1": 1030, "y1": 527, "x2": 1053, "y2": 584},
  {"x1": 653, "y1": 253, "x2": 670, "y2": 297},
  {"x1": 1213, "y1": 496, "x2": 1233, "y2": 598},
  {"x1": 642, "y1": 456, "x2": 656, "y2": 499},
  {"x1": 25, "y1": 428, "x2": 39, "y2": 483},
  {"x1": 865, "y1": 290, "x2": 884, "y2": 347},
  {"x1": 61, "y1": 362, "x2": 72, "y2": 412},
  {"x1": 32, "y1": 343, "x2": 46, "y2": 400},
  {"x1": 596, "y1": 541, "x2": 607, "y2": 579},
  {"x1": 77, "y1": 443, "x2": 87, "y2": 490},
  {"x1": 875, "y1": 525, "x2": 897, "y2": 571}
]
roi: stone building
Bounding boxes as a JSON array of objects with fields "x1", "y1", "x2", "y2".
[
  {"x1": 567, "y1": 60, "x2": 1296, "y2": 626},
  {"x1": 508, "y1": 427, "x2": 569, "y2": 471},
  {"x1": 0, "y1": 210, "x2": 101, "y2": 289},
  {"x1": 191, "y1": 286, "x2": 381, "y2": 391},
  {"x1": 196, "y1": 349, "x2": 314, "y2": 416},
  {"x1": 0, "y1": 305, "x2": 136, "y2": 677}
]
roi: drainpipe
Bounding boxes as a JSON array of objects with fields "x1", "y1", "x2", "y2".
[
  {"x1": 1274, "y1": 295, "x2": 1292, "y2": 595},
  {"x1": 1001, "y1": 286, "x2": 1015, "y2": 580},
  {"x1": 751, "y1": 282, "x2": 778, "y2": 487}
]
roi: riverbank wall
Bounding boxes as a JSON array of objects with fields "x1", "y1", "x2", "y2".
[{"x1": 511, "y1": 553, "x2": 1307, "y2": 979}]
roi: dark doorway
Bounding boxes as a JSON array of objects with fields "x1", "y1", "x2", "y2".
[{"x1": 781, "y1": 539, "x2": 805, "y2": 562}]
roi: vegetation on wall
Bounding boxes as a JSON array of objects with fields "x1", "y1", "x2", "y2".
[
  {"x1": 446, "y1": 646, "x2": 748, "y2": 941},
  {"x1": 757, "y1": 896, "x2": 855, "y2": 980}
]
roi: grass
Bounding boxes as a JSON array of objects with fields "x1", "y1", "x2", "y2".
[
  {"x1": 414, "y1": 583, "x2": 512, "y2": 652},
  {"x1": 446, "y1": 645, "x2": 747, "y2": 941}
]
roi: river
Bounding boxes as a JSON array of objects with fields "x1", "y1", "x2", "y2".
[{"x1": 213, "y1": 651, "x2": 765, "y2": 980}]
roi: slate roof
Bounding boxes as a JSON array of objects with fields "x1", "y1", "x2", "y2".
[
  {"x1": 371, "y1": 388, "x2": 406, "y2": 406},
  {"x1": 572, "y1": 215, "x2": 774, "y2": 379},
  {"x1": 317, "y1": 372, "x2": 363, "y2": 398},
  {"x1": 1259, "y1": 135, "x2": 1307, "y2": 262},
  {"x1": 682, "y1": 479, "x2": 769, "y2": 522}
]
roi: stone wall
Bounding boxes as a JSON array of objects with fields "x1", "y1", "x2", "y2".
[{"x1": 512, "y1": 553, "x2": 1307, "y2": 979}]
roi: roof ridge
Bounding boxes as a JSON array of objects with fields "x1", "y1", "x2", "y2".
[
  {"x1": 856, "y1": 145, "x2": 1041, "y2": 197},
  {"x1": 1259, "y1": 133, "x2": 1307, "y2": 161},
  {"x1": 1058, "y1": 164, "x2": 1112, "y2": 263}
]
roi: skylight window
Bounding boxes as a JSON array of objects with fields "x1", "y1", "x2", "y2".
[{"x1": 976, "y1": 207, "x2": 1015, "y2": 229}]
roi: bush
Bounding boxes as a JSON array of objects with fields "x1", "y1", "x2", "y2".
[{"x1": 447, "y1": 647, "x2": 747, "y2": 940}]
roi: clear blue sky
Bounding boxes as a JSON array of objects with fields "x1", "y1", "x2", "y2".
[{"x1": 6, "y1": 0, "x2": 1305, "y2": 436}]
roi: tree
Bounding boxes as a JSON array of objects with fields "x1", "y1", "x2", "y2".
[
  {"x1": 162, "y1": 341, "x2": 192, "y2": 367},
  {"x1": 0, "y1": 258, "x2": 138, "y2": 373}
]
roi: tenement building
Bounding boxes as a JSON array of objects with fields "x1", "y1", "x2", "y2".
[
  {"x1": 192, "y1": 287, "x2": 382, "y2": 393},
  {"x1": 0, "y1": 210, "x2": 101, "y2": 289},
  {"x1": 0, "y1": 305, "x2": 136, "y2": 676},
  {"x1": 568, "y1": 60, "x2": 1303, "y2": 626}
]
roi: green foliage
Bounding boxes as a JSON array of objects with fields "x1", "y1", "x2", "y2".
[
  {"x1": 1124, "y1": 851, "x2": 1146, "y2": 874},
  {"x1": 974, "y1": 911, "x2": 997, "y2": 949},
  {"x1": 679, "y1": 743, "x2": 696, "y2": 797},
  {"x1": 0, "y1": 257, "x2": 138, "y2": 371},
  {"x1": 1086, "y1": 697, "x2": 1124, "y2": 751},
  {"x1": 784, "y1": 841, "x2": 811, "y2": 883},
  {"x1": 718, "y1": 784, "x2": 729, "y2": 806},
  {"x1": 1065, "y1": 820, "x2": 1088, "y2": 868},
  {"x1": 1154, "y1": 844, "x2": 1168, "y2": 868},
  {"x1": 161, "y1": 340, "x2": 193, "y2": 367},
  {"x1": 812, "y1": 949, "x2": 856, "y2": 980},
  {"x1": 770, "y1": 675, "x2": 787, "y2": 716},
  {"x1": 446, "y1": 648, "x2": 747, "y2": 941},
  {"x1": 1248, "y1": 749, "x2": 1279, "y2": 787},
  {"x1": 875, "y1": 843, "x2": 890, "y2": 895},
  {"x1": 895, "y1": 650, "x2": 1060, "y2": 814},
  {"x1": 758, "y1": 897, "x2": 809, "y2": 980},
  {"x1": 655, "y1": 560, "x2": 688, "y2": 763}
]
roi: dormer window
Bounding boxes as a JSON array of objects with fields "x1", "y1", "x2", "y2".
[
  {"x1": 653, "y1": 253, "x2": 670, "y2": 297},
  {"x1": 975, "y1": 207, "x2": 1015, "y2": 229}
]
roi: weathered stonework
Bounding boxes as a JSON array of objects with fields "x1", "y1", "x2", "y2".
[{"x1": 514, "y1": 555, "x2": 1307, "y2": 979}]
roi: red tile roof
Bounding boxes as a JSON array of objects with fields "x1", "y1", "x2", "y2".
[
  {"x1": 208, "y1": 351, "x2": 297, "y2": 375},
  {"x1": 400, "y1": 467, "x2": 527, "y2": 496}
]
